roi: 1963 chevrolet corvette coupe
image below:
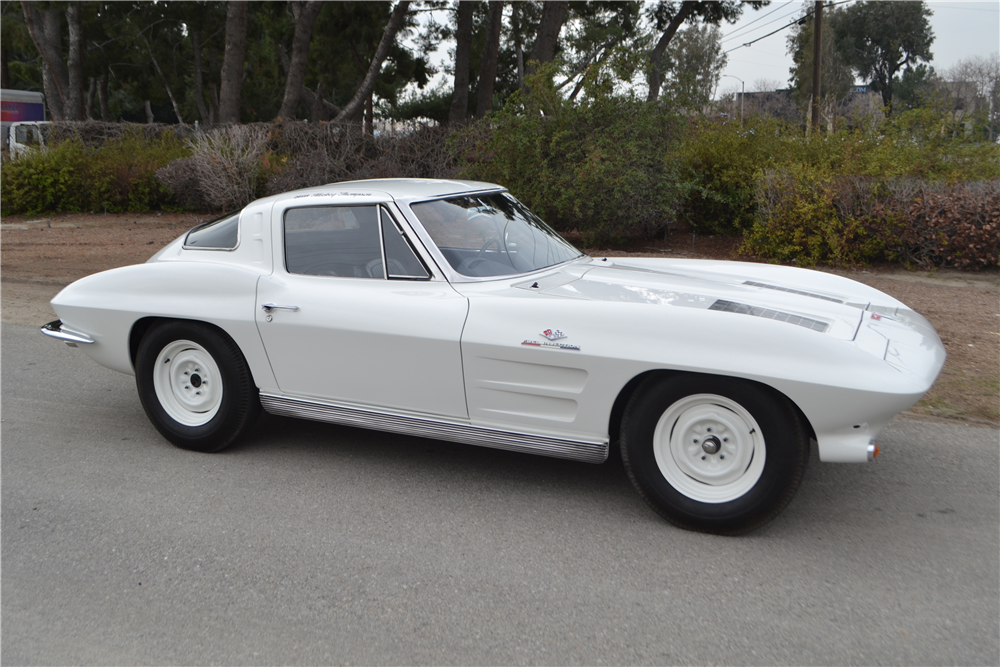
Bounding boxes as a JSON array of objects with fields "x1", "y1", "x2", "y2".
[{"x1": 42, "y1": 178, "x2": 945, "y2": 533}]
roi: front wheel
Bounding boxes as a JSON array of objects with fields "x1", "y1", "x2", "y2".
[
  {"x1": 136, "y1": 321, "x2": 261, "y2": 452},
  {"x1": 620, "y1": 374, "x2": 809, "y2": 535}
]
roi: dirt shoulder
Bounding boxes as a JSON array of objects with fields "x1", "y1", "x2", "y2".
[{"x1": 4, "y1": 213, "x2": 997, "y2": 426}]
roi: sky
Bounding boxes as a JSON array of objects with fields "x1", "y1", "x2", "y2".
[
  {"x1": 413, "y1": 1, "x2": 1000, "y2": 99},
  {"x1": 717, "y1": 0, "x2": 1000, "y2": 94}
]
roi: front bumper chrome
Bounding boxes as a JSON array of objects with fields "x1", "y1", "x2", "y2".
[{"x1": 40, "y1": 319, "x2": 94, "y2": 347}]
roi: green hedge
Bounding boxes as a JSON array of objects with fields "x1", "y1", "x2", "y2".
[
  {"x1": 1, "y1": 129, "x2": 189, "y2": 215},
  {"x1": 452, "y1": 70, "x2": 689, "y2": 246}
]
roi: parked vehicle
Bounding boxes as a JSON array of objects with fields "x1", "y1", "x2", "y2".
[
  {"x1": 41, "y1": 179, "x2": 946, "y2": 533},
  {"x1": 1, "y1": 89, "x2": 48, "y2": 157}
]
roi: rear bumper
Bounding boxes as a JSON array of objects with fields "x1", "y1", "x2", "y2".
[{"x1": 40, "y1": 319, "x2": 94, "y2": 346}]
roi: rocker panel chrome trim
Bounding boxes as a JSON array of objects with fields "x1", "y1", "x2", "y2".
[{"x1": 260, "y1": 394, "x2": 608, "y2": 464}]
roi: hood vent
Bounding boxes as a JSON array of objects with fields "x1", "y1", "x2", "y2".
[
  {"x1": 743, "y1": 281, "x2": 844, "y2": 304},
  {"x1": 709, "y1": 299, "x2": 830, "y2": 333}
]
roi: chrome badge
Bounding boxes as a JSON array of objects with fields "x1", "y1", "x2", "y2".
[{"x1": 522, "y1": 328, "x2": 579, "y2": 351}]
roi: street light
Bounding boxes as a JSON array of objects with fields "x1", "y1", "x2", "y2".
[{"x1": 721, "y1": 74, "x2": 744, "y2": 123}]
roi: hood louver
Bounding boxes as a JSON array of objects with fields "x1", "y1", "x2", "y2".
[
  {"x1": 743, "y1": 281, "x2": 844, "y2": 304},
  {"x1": 709, "y1": 299, "x2": 830, "y2": 333}
]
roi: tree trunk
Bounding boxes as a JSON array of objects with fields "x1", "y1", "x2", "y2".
[
  {"x1": 66, "y1": 2, "x2": 84, "y2": 120},
  {"x1": 334, "y1": 1, "x2": 411, "y2": 123},
  {"x1": 309, "y1": 81, "x2": 326, "y2": 122},
  {"x1": 22, "y1": 2, "x2": 68, "y2": 119},
  {"x1": 1, "y1": 40, "x2": 10, "y2": 89},
  {"x1": 365, "y1": 91, "x2": 374, "y2": 135},
  {"x1": 209, "y1": 84, "x2": 220, "y2": 126},
  {"x1": 512, "y1": 3, "x2": 524, "y2": 89},
  {"x1": 145, "y1": 100, "x2": 154, "y2": 124},
  {"x1": 475, "y1": 1, "x2": 504, "y2": 118},
  {"x1": 277, "y1": 1, "x2": 323, "y2": 120},
  {"x1": 525, "y1": 1, "x2": 567, "y2": 74},
  {"x1": 84, "y1": 76, "x2": 95, "y2": 119},
  {"x1": 278, "y1": 42, "x2": 342, "y2": 120},
  {"x1": 219, "y1": 0, "x2": 248, "y2": 124},
  {"x1": 98, "y1": 71, "x2": 111, "y2": 121},
  {"x1": 646, "y1": 1, "x2": 696, "y2": 103},
  {"x1": 191, "y1": 29, "x2": 210, "y2": 124},
  {"x1": 448, "y1": 0, "x2": 474, "y2": 123}
]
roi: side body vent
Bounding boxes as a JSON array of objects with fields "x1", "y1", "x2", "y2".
[
  {"x1": 709, "y1": 299, "x2": 830, "y2": 333},
  {"x1": 743, "y1": 280, "x2": 844, "y2": 304}
]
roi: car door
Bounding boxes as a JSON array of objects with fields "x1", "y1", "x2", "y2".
[{"x1": 255, "y1": 201, "x2": 469, "y2": 419}]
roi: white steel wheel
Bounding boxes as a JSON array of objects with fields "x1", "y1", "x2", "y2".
[
  {"x1": 152, "y1": 340, "x2": 223, "y2": 426},
  {"x1": 620, "y1": 373, "x2": 809, "y2": 535},
  {"x1": 652, "y1": 394, "x2": 766, "y2": 504},
  {"x1": 136, "y1": 321, "x2": 260, "y2": 453}
]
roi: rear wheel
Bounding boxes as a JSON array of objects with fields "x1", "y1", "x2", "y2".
[
  {"x1": 620, "y1": 373, "x2": 809, "y2": 534},
  {"x1": 136, "y1": 321, "x2": 260, "y2": 452}
]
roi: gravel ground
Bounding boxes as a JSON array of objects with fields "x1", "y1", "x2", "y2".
[{"x1": 3, "y1": 212, "x2": 997, "y2": 425}]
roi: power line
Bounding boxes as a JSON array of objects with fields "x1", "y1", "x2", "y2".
[
  {"x1": 722, "y1": 3, "x2": 805, "y2": 44},
  {"x1": 724, "y1": 0, "x2": 853, "y2": 54}
]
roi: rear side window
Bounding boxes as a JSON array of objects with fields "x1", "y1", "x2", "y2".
[{"x1": 185, "y1": 212, "x2": 240, "y2": 249}]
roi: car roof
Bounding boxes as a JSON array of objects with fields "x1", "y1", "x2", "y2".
[{"x1": 263, "y1": 178, "x2": 503, "y2": 207}]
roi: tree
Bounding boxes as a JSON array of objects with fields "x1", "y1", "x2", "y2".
[
  {"x1": 475, "y1": 0, "x2": 503, "y2": 117},
  {"x1": 787, "y1": 4, "x2": 854, "y2": 126},
  {"x1": 833, "y1": 0, "x2": 934, "y2": 115},
  {"x1": 277, "y1": 1, "x2": 323, "y2": 120},
  {"x1": 21, "y1": 0, "x2": 87, "y2": 120},
  {"x1": 448, "y1": 0, "x2": 474, "y2": 123},
  {"x1": 334, "y1": 1, "x2": 413, "y2": 123},
  {"x1": 659, "y1": 23, "x2": 726, "y2": 110},
  {"x1": 524, "y1": 0, "x2": 568, "y2": 76},
  {"x1": 646, "y1": 1, "x2": 767, "y2": 103},
  {"x1": 943, "y1": 54, "x2": 1000, "y2": 140},
  {"x1": 219, "y1": 1, "x2": 248, "y2": 123}
]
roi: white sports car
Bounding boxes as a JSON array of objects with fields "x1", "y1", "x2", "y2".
[{"x1": 42, "y1": 179, "x2": 945, "y2": 533}]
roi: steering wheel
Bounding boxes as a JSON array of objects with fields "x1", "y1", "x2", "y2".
[{"x1": 478, "y1": 237, "x2": 501, "y2": 257}]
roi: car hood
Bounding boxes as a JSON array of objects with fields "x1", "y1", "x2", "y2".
[{"x1": 510, "y1": 257, "x2": 909, "y2": 342}]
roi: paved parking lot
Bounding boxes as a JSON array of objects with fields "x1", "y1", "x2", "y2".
[{"x1": 3, "y1": 322, "x2": 998, "y2": 665}]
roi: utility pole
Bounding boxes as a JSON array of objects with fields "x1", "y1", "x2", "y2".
[{"x1": 810, "y1": 1, "x2": 823, "y2": 133}]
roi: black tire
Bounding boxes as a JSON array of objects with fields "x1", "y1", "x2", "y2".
[
  {"x1": 135, "y1": 320, "x2": 261, "y2": 453},
  {"x1": 620, "y1": 373, "x2": 809, "y2": 535}
]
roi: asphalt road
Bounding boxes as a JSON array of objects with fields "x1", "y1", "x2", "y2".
[{"x1": 3, "y1": 322, "x2": 998, "y2": 666}]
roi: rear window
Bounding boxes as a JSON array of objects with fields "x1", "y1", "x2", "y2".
[{"x1": 185, "y1": 212, "x2": 240, "y2": 249}]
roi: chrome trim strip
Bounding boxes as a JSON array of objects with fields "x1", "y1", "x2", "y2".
[
  {"x1": 260, "y1": 394, "x2": 608, "y2": 464},
  {"x1": 40, "y1": 319, "x2": 94, "y2": 345}
]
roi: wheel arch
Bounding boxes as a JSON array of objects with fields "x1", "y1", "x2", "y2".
[
  {"x1": 129, "y1": 317, "x2": 258, "y2": 389},
  {"x1": 609, "y1": 369, "x2": 816, "y2": 445}
]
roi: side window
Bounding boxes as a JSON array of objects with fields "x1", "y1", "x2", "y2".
[
  {"x1": 185, "y1": 212, "x2": 240, "y2": 249},
  {"x1": 379, "y1": 207, "x2": 430, "y2": 280},
  {"x1": 285, "y1": 205, "x2": 382, "y2": 277}
]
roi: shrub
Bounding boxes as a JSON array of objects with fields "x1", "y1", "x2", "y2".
[
  {"x1": 1, "y1": 139, "x2": 90, "y2": 214},
  {"x1": 155, "y1": 121, "x2": 457, "y2": 211},
  {"x1": 744, "y1": 171, "x2": 999, "y2": 269},
  {"x1": 453, "y1": 68, "x2": 687, "y2": 245},
  {"x1": 0, "y1": 126, "x2": 189, "y2": 215}
]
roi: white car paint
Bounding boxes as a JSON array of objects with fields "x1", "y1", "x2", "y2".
[{"x1": 47, "y1": 178, "x2": 945, "y2": 467}]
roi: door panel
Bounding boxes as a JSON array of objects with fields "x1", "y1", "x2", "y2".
[{"x1": 256, "y1": 274, "x2": 469, "y2": 418}]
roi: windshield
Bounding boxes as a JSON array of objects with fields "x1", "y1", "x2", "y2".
[{"x1": 410, "y1": 192, "x2": 583, "y2": 278}]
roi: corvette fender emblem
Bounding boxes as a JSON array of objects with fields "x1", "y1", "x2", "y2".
[{"x1": 522, "y1": 328, "x2": 579, "y2": 351}]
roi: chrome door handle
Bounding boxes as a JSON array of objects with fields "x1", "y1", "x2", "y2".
[{"x1": 261, "y1": 303, "x2": 300, "y2": 312}]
